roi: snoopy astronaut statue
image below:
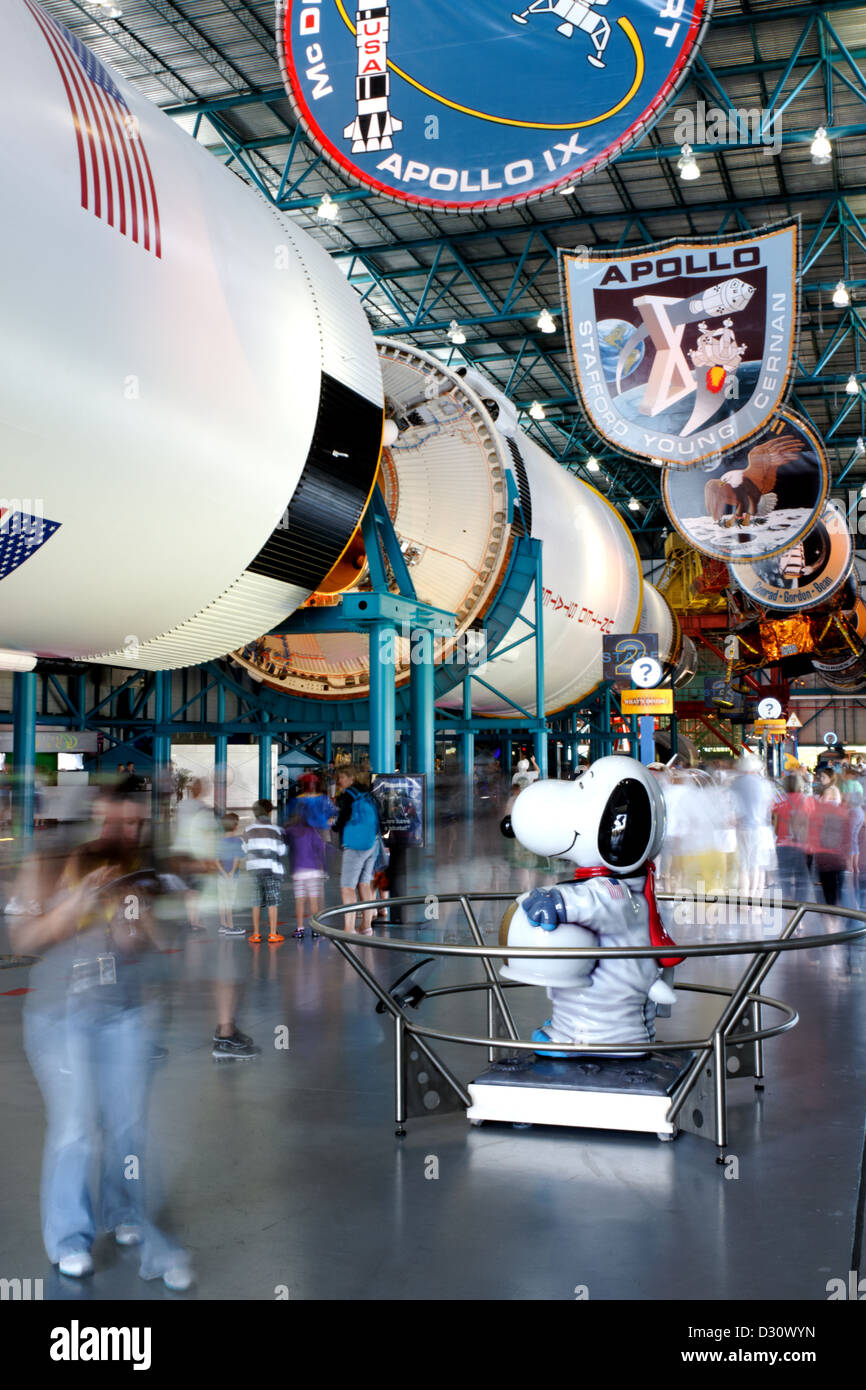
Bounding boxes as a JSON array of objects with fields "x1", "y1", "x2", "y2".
[
  {"x1": 466, "y1": 758, "x2": 690, "y2": 1136},
  {"x1": 502, "y1": 756, "x2": 682, "y2": 1054}
]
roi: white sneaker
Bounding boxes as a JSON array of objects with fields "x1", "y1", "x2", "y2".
[
  {"x1": 163, "y1": 1264, "x2": 194, "y2": 1292},
  {"x1": 115, "y1": 1224, "x2": 142, "y2": 1246},
  {"x1": 58, "y1": 1251, "x2": 94, "y2": 1278}
]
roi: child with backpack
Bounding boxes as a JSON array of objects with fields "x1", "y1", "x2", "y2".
[{"x1": 333, "y1": 765, "x2": 381, "y2": 934}]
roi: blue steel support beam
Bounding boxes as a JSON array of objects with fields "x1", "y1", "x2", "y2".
[
  {"x1": 370, "y1": 624, "x2": 397, "y2": 774},
  {"x1": 602, "y1": 686, "x2": 613, "y2": 758},
  {"x1": 410, "y1": 626, "x2": 436, "y2": 840},
  {"x1": 669, "y1": 712, "x2": 679, "y2": 761},
  {"x1": 533, "y1": 544, "x2": 548, "y2": 777},
  {"x1": 12, "y1": 670, "x2": 36, "y2": 841},
  {"x1": 151, "y1": 671, "x2": 172, "y2": 823},
  {"x1": 259, "y1": 713, "x2": 272, "y2": 801},
  {"x1": 214, "y1": 683, "x2": 227, "y2": 816},
  {"x1": 461, "y1": 676, "x2": 475, "y2": 781},
  {"x1": 409, "y1": 628, "x2": 435, "y2": 781},
  {"x1": 74, "y1": 674, "x2": 87, "y2": 728}
]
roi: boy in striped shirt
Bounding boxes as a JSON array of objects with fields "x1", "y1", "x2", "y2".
[{"x1": 244, "y1": 799, "x2": 286, "y2": 944}]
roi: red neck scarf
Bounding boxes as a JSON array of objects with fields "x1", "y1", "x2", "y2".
[{"x1": 573, "y1": 861, "x2": 683, "y2": 967}]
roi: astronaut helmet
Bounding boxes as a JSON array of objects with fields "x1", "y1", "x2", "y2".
[
  {"x1": 500, "y1": 901, "x2": 598, "y2": 989},
  {"x1": 510, "y1": 755, "x2": 665, "y2": 875}
]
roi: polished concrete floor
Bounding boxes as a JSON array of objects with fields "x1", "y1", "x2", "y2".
[{"x1": 1, "y1": 815, "x2": 864, "y2": 1301}]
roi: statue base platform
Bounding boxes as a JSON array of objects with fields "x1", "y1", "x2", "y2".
[{"x1": 466, "y1": 1050, "x2": 695, "y2": 1139}]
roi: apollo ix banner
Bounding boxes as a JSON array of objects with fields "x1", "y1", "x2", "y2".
[
  {"x1": 277, "y1": 1, "x2": 712, "y2": 212},
  {"x1": 561, "y1": 219, "x2": 800, "y2": 467}
]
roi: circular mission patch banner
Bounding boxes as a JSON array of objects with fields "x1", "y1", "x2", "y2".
[
  {"x1": 277, "y1": 0, "x2": 713, "y2": 212},
  {"x1": 661, "y1": 410, "x2": 829, "y2": 565},
  {"x1": 730, "y1": 502, "x2": 854, "y2": 614}
]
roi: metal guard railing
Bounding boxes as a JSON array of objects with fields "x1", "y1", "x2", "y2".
[{"x1": 311, "y1": 892, "x2": 866, "y2": 1150}]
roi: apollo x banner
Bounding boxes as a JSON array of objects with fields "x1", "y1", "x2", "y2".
[
  {"x1": 562, "y1": 219, "x2": 800, "y2": 467},
  {"x1": 277, "y1": 1, "x2": 712, "y2": 212}
]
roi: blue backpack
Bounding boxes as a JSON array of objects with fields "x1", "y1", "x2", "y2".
[
  {"x1": 300, "y1": 794, "x2": 334, "y2": 831},
  {"x1": 343, "y1": 787, "x2": 379, "y2": 851}
]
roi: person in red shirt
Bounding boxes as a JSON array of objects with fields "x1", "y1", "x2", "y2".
[
  {"x1": 809, "y1": 769, "x2": 850, "y2": 907},
  {"x1": 772, "y1": 773, "x2": 813, "y2": 904}
]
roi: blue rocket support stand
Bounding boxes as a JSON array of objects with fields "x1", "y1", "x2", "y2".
[
  {"x1": 12, "y1": 670, "x2": 37, "y2": 841},
  {"x1": 461, "y1": 675, "x2": 475, "y2": 819},
  {"x1": 214, "y1": 683, "x2": 228, "y2": 816},
  {"x1": 151, "y1": 669, "x2": 172, "y2": 825},
  {"x1": 276, "y1": 488, "x2": 456, "y2": 793},
  {"x1": 639, "y1": 715, "x2": 656, "y2": 766},
  {"x1": 259, "y1": 712, "x2": 272, "y2": 801},
  {"x1": 532, "y1": 541, "x2": 548, "y2": 776},
  {"x1": 410, "y1": 626, "x2": 435, "y2": 841},
  {"x1": 370, "y1": 622, "x2": 397, "y2": 774}
]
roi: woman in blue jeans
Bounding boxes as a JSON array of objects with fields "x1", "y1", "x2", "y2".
[{"x1": 10, "y1": 783, "x2": 191, "y2": 1288}]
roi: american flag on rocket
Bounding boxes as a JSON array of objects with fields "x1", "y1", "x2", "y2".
[
  {"x1": 24, "y1": 0, "x2": 161, "y2": 257},
  {"x1": 0, "y1": 510, "x2": 61, "y2": 583}
]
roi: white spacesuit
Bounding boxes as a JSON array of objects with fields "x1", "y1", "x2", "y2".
[{"x1": 502, "y1": 757, "x2": 682, "y2": 1054}]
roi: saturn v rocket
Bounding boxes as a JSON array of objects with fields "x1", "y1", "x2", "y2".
[
  {"x1": 0, "y1": 0, "x2": 383, "y2": 670},
  {"x1": 0, "y1": 0, "x2": 688, "y2": 717}
]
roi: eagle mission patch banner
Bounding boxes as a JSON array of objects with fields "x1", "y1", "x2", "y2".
[
  {"x1": 661, "y1": 409, "x2": 829, "y2": 564},
  {"x1": 276, "y1": 0, "x2": 713, "y2": 212},
  {"x1": 562, "y1": 219, "x2": 800, "y2": 467}
]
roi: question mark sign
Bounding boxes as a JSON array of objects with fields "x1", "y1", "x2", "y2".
[{"x1": 631, "y1": 655, "x2": 661, "y2": 688}]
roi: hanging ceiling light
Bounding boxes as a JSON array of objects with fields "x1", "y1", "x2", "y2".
[
  {"x1": 677, "y1": 143, "x2": 700, "y2": 181},
  {"x1": 627, "y1": 497, "x2": 641, "y2": 511},
  {"x1": 88, "y1": 1, "x2": 123, "y2": 15},
  {"x1": 846, "y1": 374, "x2": 861, "y2": 395},
  {"x1": 860, "y1": 482, "x2": 866, "y2": 499},
  {"x1": 447, "y1": 320, "x2": 467, "y2": 345},
  {"x1": 857, "y1": 437, "x2": 866, "y2": 457},
  {"x1": 586, "y1": 456, "x2": 600, "y2": 472},
  {"x1": 833, "y1": 281, "x2": 851, "y2": 308},
  {"x1": 559, "y1": 183, "x2": 577, "y2": 198},
  {"x1": 811, "y1": 127, "x2": 832, "y2": 165},
  {"x1": 316, "y1": 192, "x2": 340, "y2": 222},
  {"x1": 528, "y1": 401, "x2": 546, "y2": 421},
  {"x1": 537, "y1": 308, "x2": 556, "y2": 334}
]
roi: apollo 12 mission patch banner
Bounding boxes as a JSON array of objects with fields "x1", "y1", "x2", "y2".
[
  {"x1": 277, "y1": 1, "x2": 713, "y2": 212},
  {"x1": 562, "y1": 219, "x2": 800, "y2": 467}
]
